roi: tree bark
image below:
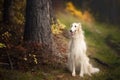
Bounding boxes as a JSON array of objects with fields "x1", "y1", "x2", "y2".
[{"x1": 24, "y1": 0, "x2": 53, "y2": 53}]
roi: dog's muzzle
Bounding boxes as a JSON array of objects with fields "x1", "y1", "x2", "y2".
[
  {"x1": 70, "y1": 30, "x2": 76, "y2": 36},
  {"x1": 70, "y1": 30, "x2": 72, "y2": 33}
]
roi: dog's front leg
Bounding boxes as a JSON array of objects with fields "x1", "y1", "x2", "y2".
[
  {"x1": 72, "y1": 61, "x2": 76, "y2": 76},
  {"x1": 80, "y1": 62, "x2": 84, "y2": 77}
]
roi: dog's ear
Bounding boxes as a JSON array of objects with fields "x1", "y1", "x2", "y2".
[
  {"x1": 78, "y1": 23, "x2": 82, "y2": 28},
  {"x1": 77, "y1": 23, "x2": 82, "y2": 33}
]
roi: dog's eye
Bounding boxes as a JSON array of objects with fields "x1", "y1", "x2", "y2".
[{"x1": 75, "y1": 25, "x2": 76, "y2": 27}]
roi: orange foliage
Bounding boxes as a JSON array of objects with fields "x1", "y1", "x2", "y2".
[
  {"x1": 66, "y1": 2, "x2": 94, "y2": 23},
  {"x1": 66, "y1": 2, "x2": 83, "y2": 19},
  {"x1": 82, "y1": 11, "x2": 94, "y2": 23}
]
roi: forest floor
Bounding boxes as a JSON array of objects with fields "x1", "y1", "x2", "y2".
[{"x1": 0, "y1": 12, "x2": 120, "y2": 80}]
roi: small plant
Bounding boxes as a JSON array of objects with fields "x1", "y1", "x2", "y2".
[
  {"x1": 0, "y1": 43, "x2": 6, "y2": 48},
  {"x1": 51, "y1": 19, "x2": 66, "y2": 34}
]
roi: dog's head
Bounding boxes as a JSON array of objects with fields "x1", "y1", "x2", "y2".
[{"x1": 70, "y1": 22, "x2": 82, "y2": 36}]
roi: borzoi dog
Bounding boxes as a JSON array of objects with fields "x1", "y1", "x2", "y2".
[{"x1": 68, "y1": 22, "x2": 99, "y2": 77}]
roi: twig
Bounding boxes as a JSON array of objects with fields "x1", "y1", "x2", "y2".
[
  {"x1": 89, "y1": 55, "x2": 111, "y2": 68},
  {"x1": 0, "y1": 62, "x2": 9, "y2": 65},
  {"x1": 6, "y1": 51, "x2": 13, "y2": 69}
]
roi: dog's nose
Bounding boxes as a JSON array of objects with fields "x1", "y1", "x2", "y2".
[{"x1": 70, "y1": 30, "x2": 72, "y2": 33}]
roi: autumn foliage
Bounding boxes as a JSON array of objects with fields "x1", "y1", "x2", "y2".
[
  {"x1": 66, "y1": 2, "x2": 94, "y2": 23},
  {"x1": 51, "y1": 19, "x2": 66, "y2": 34}
]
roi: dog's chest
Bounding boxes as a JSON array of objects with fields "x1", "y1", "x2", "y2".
[
  {"x1": 70, "y1": 39, "x2": 86, "y2": 53},
  {"x1": 71, "y1": 39, "x2": 85, "y2": 47}
]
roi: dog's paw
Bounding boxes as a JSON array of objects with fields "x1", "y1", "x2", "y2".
[
  {"x1": 80, "y1": 73, "x2": 84, "y2": 77},
  {"x1": 72, "y1": 72, "x2": 76, "y2": 77},
  {"x1": 95, "y1": 68, "x2": 100, "y2": 73},
  {"x1": 92, "y1": 68, "x2": 100, "y2": 73}
]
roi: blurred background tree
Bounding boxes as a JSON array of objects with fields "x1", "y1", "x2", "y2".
[{"x1": 3, "y1": 0, "x2": 12, "y2": 24}]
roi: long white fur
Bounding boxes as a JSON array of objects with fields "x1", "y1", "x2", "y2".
[{"x1": 68, "y1": 22, "x2": 100, "y2": 77}]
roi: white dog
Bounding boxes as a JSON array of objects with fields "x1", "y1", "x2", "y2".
[{"x1": 68, "y1": 22, "x2": 100, "y2": 77}]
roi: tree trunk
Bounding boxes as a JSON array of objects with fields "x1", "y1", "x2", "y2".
[
  {"x1": 3, "y1": 0, "x2": 12, "y2": 24},
  {"x1": 24, "y1": 0, "x2": 53, "y2": 53}
]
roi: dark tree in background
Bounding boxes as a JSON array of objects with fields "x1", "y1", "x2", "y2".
[
  {"x1": 89, "y1": 0, "x2": 120, "y2": 24},
  {"x1": 69, "y1": 0, "x2": 120, "y2": 25},
  {"x1": 3, "y1": 0, "x2": 12, "y2": 24},
  {"x1": 24, "y1": 0, "x2": 53, "y2": 54}
]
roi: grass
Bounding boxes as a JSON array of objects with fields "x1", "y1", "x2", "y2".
[
  {"x1": 0, "y1": 12, "x2": 120, "y2": 80},
  {"x1": 57, "y1": 12, "x2": 120, "y2": 80}
]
